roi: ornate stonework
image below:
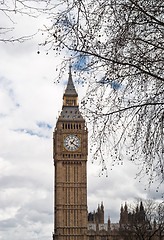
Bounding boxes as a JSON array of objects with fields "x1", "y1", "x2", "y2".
[{"x1": 53, "y1": 66, "x2": 88, "y2": 240}]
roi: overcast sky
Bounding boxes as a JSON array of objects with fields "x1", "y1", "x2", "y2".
[{"x1": 0, "y1": 6, "x2": 163, "y2": 240}]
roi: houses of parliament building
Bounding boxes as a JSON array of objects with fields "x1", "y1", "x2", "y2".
[{"x1": 52, "y1": 67, "x2": 163, "y2": 240}]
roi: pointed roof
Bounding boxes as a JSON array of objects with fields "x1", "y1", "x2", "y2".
[
  {"x1": 140, "y1": 201, "x2": 144, "y2": 211},
  {"x1": 124, "y1": 203, "x2": 128, "y2": 211},
  {"x1": 58, "y1": 66, "x2": 84, "y2": 122},
  {"x1": 64, "y1": 65, "x2": 78, "y2": 96}
]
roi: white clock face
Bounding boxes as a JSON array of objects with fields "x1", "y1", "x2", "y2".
[{"x1": 64, "y1": 135, "x2": 80, "y2": 151}]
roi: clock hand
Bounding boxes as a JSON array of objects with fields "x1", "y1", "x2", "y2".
[
  {"x1": 72, "y1": 142, "x2": 78, "y2": 147},
  {"x1": 69, "y1": 140, "x2": 77, "y2": 147},
  {"x1": 71, "y1": 139, "x2": 77, "y2": 144}
]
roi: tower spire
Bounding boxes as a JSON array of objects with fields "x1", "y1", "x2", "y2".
[
  {"x1": 64, "y1": 65, "x2": 77, "y2": 97},
  {"x1": 58, "y1": 66, "x2": 84, "y2": 120}
]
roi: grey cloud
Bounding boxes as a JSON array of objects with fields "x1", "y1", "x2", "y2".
[
  {"x1": 17, "y1": 207, "x2": 53, "y2": 225},
  {"x1": 0, "y1": 218, "x2": 18, "y2": 230}
]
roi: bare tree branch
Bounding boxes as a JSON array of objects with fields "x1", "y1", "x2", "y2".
[{"x1": 43, "y1": 0, "x2": 164, "y2": 188}]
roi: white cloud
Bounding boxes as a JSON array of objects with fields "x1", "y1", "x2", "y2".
[{"x1": 0, "y1": 12, "x2": 56, "y2": 239}]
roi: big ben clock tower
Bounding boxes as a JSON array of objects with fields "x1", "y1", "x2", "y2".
[{"x1": 53, "y1": 66, "x2": 88, "y2": 240}]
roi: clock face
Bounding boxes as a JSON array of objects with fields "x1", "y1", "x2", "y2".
[{"x1": 64, "y1": 135, "x2": 80, "y2": 151}]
